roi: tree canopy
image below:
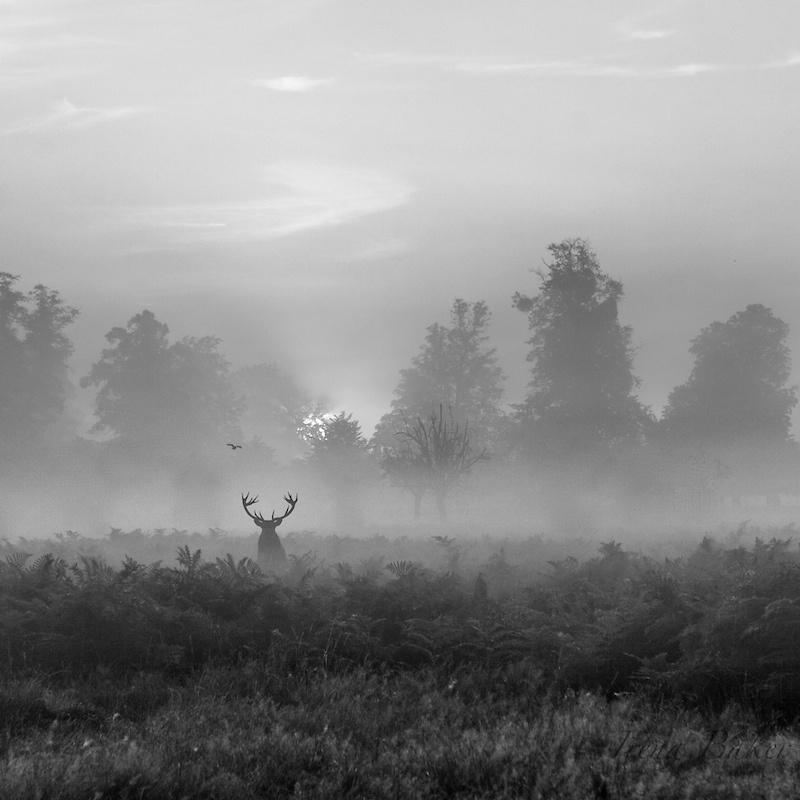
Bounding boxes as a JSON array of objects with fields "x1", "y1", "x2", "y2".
[
  {"x1": 513, "y1": 239, "x2": 649, "y2": 461},
  {"x1": 306, "y1": 411, "x2": 374, "y2": 529},
  {"x1": 373, "y1": 298, "x2": 504, "y2": 452},
  {"x1": 661, "y1": 304, "x2": 797, "y2": 445},
  {"x1": 81, "y1": 309, "x2": 242, "y2": 459},
  {"x1": 0, "y1": 273, "x2": 78, "y2": 453}
]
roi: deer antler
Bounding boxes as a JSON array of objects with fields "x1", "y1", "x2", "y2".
[
  {"x1": 242, "y1": 491, "x2": 298, "y2": 526},
  {"x1": 242, "y1": 492, "x2": 268, "y2": 523},
  {"x1": 272, "y1": 491, "x2": 298, "y2": 522}
]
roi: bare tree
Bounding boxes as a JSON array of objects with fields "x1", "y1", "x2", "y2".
[
  {"x1": 388, "y1": 405, "x2": 487, "y2": 520},
  {"x1": 381, "y1": 445, "x2": 428, "y2": 518},
  {"x1": 241, "y1": 491, "x2": 297, "y2": 571}
]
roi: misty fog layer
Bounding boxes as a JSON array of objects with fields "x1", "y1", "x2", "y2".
[
  {"x1": 2, "y1": 3, "x2": 799, "y2": 542},
  {"x1": 1, "y1": 236, "x2": 798, "y2": 540}
]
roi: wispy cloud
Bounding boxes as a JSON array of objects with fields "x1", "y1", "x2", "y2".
[
  {"x1": 0, "y1": 32, "x2": 118, "y2": 56},
  {"x1": 764, "y1": 52, "x2": 800, "y2": 69},
  {"x1": 0, "y1": 14, "x2": 59, "y2": 31},
  {"x1": 0, "y1": 65, "x2": 84, "y2": 89},
  {"x1": 452, "y1": 58, "x2": 726, "y2": 79},
  {"x1": 613, "y1": 9, "x2": 678, "y2": 43},
  {"x1": 360, "y1": 51, "x2": 655, "y2": 79},
  {"x1": 0, "y1": 2, "x2": 121, "y2": 89},
  {"x1": 627, "y1": 29, "x2": 676, "y2": 41},
  {"x1": 662, "y1": 62, "x2": 718, "y2": 77},
  {"x1": 118, "y1": 162, "x2": 413, "y2": 247},
  {"x1": 453, "y1": 59, "x2": 637, "y2": 78},
  {"x1": 364, "y1": 50, "x2": 798, "y2": 80},
  {"x1": 252, "y1": 76, "x2": 333, "y2": 92},
  {"x1": 3, "y1": 98, "x2": 153, "y2": 134},
  {"x1": 355, "y1": 51, "x2": 455, "y2": 67}
]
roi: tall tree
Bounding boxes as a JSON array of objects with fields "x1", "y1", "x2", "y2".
[
  {"x1": 81, "y1": 309, "x2": 242, "y2": 458},
  {"x1": 513, "y1": 238, "x2": 648, "y2": 461},
  {"x1": 0, "y1": 273, "x2": 78, "y2": 452},
  {"x1": 656, "y1": 304, "x2": 799, "y2": 507},
  {"x1": 24, "y1": 284, "x2": 80, "y2": 431},
  {"x1": 661, "y1": 304, "x2": 797, "y2": 445},
  {"x1": 306, "y1": 412, "x2": 374, "y2": 529},
  {"x1": 0, "y1": 273, "x2": 28, "y2": 445},
  {"x1": 374, "y1": 298, "x2": 504, "y2": 452},
  {"x1": 0, "y1": 273, "x2": 26, "y2": 338}
]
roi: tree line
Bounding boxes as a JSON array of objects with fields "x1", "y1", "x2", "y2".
[{"x1": 1, "y1": 237, "x2": 797, "y2": 528}]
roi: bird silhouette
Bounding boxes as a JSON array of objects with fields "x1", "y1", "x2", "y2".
[{"x1": 226, "y1": 443, "x2": 242, "y2": 450}]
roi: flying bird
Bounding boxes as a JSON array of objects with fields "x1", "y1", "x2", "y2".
[{"x1": 226, "y1": 443, "x2": 243, "y2": 450}]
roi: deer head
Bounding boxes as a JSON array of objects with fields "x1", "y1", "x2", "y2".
[{"x1": 241, "y1": 491, "x2": 298, "y2": 530}]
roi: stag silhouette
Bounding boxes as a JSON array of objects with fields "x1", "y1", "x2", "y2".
[{"x1": 241, "y1": 491, "x2": 297, "y2": 571}]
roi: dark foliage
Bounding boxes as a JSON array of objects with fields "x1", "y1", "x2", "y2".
[
  {"x1": 0, "y1": 273, "x2": 78, "y2": 457},
  {"x1": 661, "y1": 304, "x2": 797, "y2": 445},
  {"x1": 80, "y1": 309, "x2": 243, "y2": 460},
  {"x1": 513, "y1": 238, "x2": 650, "y2": 461},
  {"x1": 305, "y1": 411, "x2": 376, "y2": 529},
  {"x1": 374, "y1": 297, "x2": 505, "y2": 453},
  {"x1": 4, "y1": 529, "x2": 800, "y2": 798},
  {"x1": 3, "y1": 528, "x2": 800, "y2": 724}
]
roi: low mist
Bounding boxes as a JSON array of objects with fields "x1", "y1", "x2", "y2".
[{"x1": 2, "y1": 247, "x2": 799, "y2": 556}]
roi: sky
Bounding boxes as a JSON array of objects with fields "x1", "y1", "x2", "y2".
[{"x1": 2, "y1": 0, "x2": 799, "y2": 436}]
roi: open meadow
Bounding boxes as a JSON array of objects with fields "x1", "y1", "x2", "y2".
[{"x1": 3, "y1": 523, "x2": 800, "y2": 799}]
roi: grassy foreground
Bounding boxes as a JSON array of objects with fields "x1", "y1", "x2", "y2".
[
  {"x1": 2, "y1": 526, "x2": 800, "y2": 798},
  {"x1": 4, "y1": 667, "x2": 800, "y2": 799}
]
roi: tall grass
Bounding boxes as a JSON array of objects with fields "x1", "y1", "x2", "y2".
[{"x1": 2, "y1": 526, "x2": 800, "y2": 797}]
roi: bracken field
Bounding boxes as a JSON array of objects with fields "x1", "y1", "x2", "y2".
[{"x1": 2, "y1": 524, "x2": 800, "y2": 799}]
